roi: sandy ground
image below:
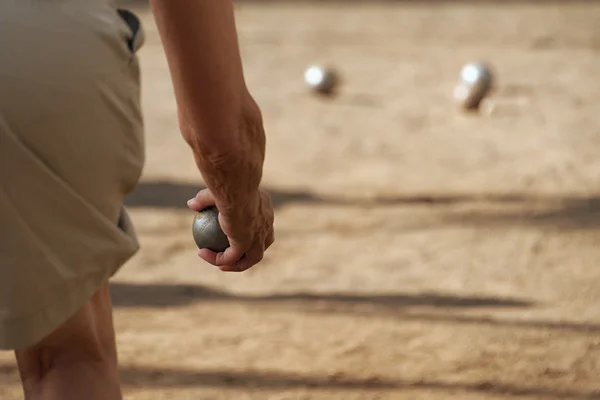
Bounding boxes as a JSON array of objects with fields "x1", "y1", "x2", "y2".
[{"x1": 2, "y1": 1, "x2": 600, "y2": 399}]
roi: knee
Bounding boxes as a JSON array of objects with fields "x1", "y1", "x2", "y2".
[{"x1": 15, "y1": 284, "x2": 118, "y2": 380}]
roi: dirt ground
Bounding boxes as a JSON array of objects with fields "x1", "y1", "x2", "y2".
[{"x1": 2, "y1": 1, "x2": 600, "y2": 399}]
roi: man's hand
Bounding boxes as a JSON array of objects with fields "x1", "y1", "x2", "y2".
[{"x1": 188, "y1": 188, "x2": 274, "y2": 272}]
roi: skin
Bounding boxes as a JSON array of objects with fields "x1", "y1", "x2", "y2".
[
  {"x1": 14, "y1": 2, "x2": 274, "y2": 399},
  {"x1": 15, "y1": 284, "x2": 122, "y2": 400},
  {"x1": 150, "y1": 0, "x2": 275, "y2": 272}
]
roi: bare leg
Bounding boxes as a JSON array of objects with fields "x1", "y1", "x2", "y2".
[{"x1": 14, "y1": 283, "x2": 122, "y2": 400}]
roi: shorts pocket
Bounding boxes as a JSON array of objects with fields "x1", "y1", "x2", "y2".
[{"x1": 117, "y1": 8, "x2": 144, "y2": 54}]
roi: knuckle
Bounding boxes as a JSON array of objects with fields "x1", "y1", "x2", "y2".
[
  {"x1": 234, "y1": 260, "x2": 250, "y2": 272},
  {"x1": 256, "y1": 252, "x2": 264, "y2": 263},
  {"x1": 244, "y1": 247, "x2": 262, "y2": 265},
  {"x1": 250, "y1": 250, "x2": 264, "y2": 265},
  {"x1": 215, "y1": 254, "x2": 231, "y2": 266}
]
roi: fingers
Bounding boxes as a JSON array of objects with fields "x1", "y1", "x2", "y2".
[
  {"x1": 219, "y1": 241, "x2": 264, "y2": 272},
  {"x1": 197, "y1": 244, "x2": 244, "y2": 268},
  {"x1": 214, "y1": 244, "x2": 246, "y2": 267},
  {"x1": 187, "y1": 188, "x2": 216, "y2": 211},
  {"x1": 199, "y1": 236, "x2": 268, "y2": 272},
  {"x1": 193, "y1": 188, "x2": 275, "y2": 272}
]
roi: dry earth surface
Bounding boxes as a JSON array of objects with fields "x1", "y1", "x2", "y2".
[{"x1": 2, "y1": 1, "x2": 600, "y2": 399}]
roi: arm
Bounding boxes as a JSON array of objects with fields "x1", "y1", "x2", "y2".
[{"x1": 149, "y1": 0, "x2": 265, "y2": 214}]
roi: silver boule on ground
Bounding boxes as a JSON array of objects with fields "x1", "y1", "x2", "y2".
[
  {"x1": 304, "y1": 65, "x2": 339, "y2": 96},
  {"x1": 453, "y1": 61, "x2": 494, "y2": 111}
]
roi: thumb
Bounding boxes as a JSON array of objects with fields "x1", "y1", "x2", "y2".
[{"x1": 187, "y1": 188, "x2": 216, "y2": 212}]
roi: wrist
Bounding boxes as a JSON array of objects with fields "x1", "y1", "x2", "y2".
[
  {"x1": 216, "y1": 190, "x2": 261, "y2": 223},
  {"x1": 180, "y1": 88, "x2": 264, "y2": 158},
  {"x1": 190, "y1": 106, "x2": 265, "y2": 213}
]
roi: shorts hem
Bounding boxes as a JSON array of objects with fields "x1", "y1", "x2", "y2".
[{"x1": 0, "y1": 249, "x2": 136, "y2": 350}]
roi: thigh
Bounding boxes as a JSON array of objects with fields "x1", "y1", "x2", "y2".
[{"x1": 0, "y1": 3, "x2": 144, "y2": 350}]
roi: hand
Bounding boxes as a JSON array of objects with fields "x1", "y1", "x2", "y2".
[{"x1": 187, "y1": 188, "x2": 274, "y2": 272}]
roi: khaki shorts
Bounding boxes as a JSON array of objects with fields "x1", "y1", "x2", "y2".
[{"x1": 0, "y1": 1, "x2": 145, "y2": 349}]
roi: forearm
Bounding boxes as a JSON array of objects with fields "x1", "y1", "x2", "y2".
[{"x1": 150, "y1": 0, "x2": 265, "y2": 210}]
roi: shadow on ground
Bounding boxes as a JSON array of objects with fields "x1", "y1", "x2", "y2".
[
  {"x1": 126, "y1": 180, "x2": 529, "y2": 209},
  {"x1": 125, "y1": 180, "x2": 321, "y2": 210},
  {"x1": 125, "y1": 180, "x2": 600, "y2": 231},
  {"x1": 440, "y1": 197, "x2": 600, "y2": 231},
  {"x1": 1, "y1": 363, "x2": 597, "y2": 399},
  {"x1": 110, "y1": 282, "x2": 600, "y2": 334},
  {"x1": 117, "y1": 367, "x2": 600, "y2": 399},
  {"x1": 110, "y1": 282, "x2": 530, "y2": 308}
]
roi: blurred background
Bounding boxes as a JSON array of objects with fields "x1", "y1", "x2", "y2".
[{"x1": 3, "y1": 0, "x2": 600, "y2": 399}]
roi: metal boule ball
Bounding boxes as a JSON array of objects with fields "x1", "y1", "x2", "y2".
[
  {"x1": 454, "y1": 61, "x2": 494, "y2": 111},
  {"x1": 304, "y1": 65, "x2": 339, "y2": 96},
  {"x1": 192, "y1": 207, "x2": 230, "y2": 252}
]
